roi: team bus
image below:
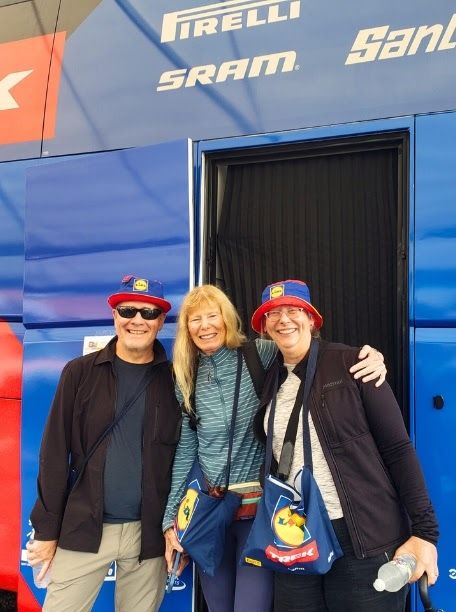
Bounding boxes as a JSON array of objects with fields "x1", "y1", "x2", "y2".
[{"x1": 0, "y1": 1, "x2": 455, "y2": 610}]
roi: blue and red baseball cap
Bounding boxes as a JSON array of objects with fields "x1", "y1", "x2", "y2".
[
  {"x1": 107, "y1": 275, "x2": 172, "y2": 312},
  {"x1": 251, "y1": 279, "x2": 323, "y2": 333}
]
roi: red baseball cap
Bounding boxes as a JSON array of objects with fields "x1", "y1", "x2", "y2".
[{"x1": 107, "y1": 275, "x2": 171, "y2": 312}]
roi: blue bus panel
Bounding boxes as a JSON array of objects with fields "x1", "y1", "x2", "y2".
[
  {"x1": 1, "y1": 1, "x2": 455, "y2": 157},
  {"x1": 0, "y1": 159, "x2": 63, "y2": 319},
  {"x1": 414, "y1": 328, "x2": 456, "y2": 609},
  {"x1": 414, "y1": 112, "x2": 456, "y2": 326},
  {"x1": 24, "y1": 140, "x2": 192, "y2": 326}
]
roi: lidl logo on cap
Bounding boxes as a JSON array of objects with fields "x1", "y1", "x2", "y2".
[
  {"x1": 133, "y1": 278, "x2": 148, "y2": 292},
  {"x1": 270, "y1": 285, "x2": 284, "y2": 299}
]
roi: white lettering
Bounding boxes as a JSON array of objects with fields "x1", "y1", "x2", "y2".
[
  {"x1": 408, "y1": 25, "x2": 443, "y2": 55},
  {"x1": 0, "y1": 70, "x2": 33, "y2": 110},
  {"x1": 194, "y1": 17, "x2": 218, "y2": 37},
  {"x1": 180, "y1": 21, "x2": 191, "y2": 40},
  {"x1": 345, "y1": 26, "x2": 389, "y2": 65},
  {"x1": 161, "y1": 0, "x2": 301, "y2": 43},
  {"x1": 249, "y1": 50, "x2": 296, "y2": 76},
  {"x1": 217, "y1": 58, "x2": 250, "y2": 81},
  {"x1": 268, "y1": 4, "x2": 288, "y2": 23},
  {"x1": 438, "y1": 13, "x2": 456, "y2": 50},
  {"x1": 346, "y1": 13, "x2": 456, "y2": 64},
  {"x1": 156, "y1": 68, "x2": 187, "y2": 91},
  {"x1": 246, "y1": 9, "x2": 266, "y2": 27},
  {"x1": 378, "y1": 28, "x2": 415, "y2": 60},
  {"x1": 267, "y1": 547, "x2": 315, "y2": 562},
  {"x1": 185, "y1": 64, "x2": 216, "y2": 87},
  {"x1": 289, "y1": 0, "x2": 300, "y2": 19},
  {"x1": 157, "y1": 50, "x2": 297, "y2": 92},
  {"x1": 221, "y1": 12, "x2": 243, "y2": 31}
]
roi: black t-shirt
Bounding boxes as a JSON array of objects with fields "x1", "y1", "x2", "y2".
[{"x1": 103, "y1": 356, "x2": 151, "y2": 523}]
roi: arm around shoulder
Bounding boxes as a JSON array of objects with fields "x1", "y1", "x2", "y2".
[{"x1": 350, "y1": 344, "x2": 386, "y2": 386}]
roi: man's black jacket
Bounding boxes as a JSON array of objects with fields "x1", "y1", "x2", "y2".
[{"x1": 31, "y1": 336, "x2": 182, "y2": 560}]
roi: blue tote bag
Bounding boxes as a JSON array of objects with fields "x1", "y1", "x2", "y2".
[
  {"x1": 173, "y1": 350, "x2": 243, "y2": 576},
  {"x1": 242, "y1": 339, "x2": 343, "y2": 574}
]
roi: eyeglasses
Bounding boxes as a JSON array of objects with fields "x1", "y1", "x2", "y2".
[
  {"x1": 116, "y1": 306, "x2": 162, "y2": 320},
  {"x1": 264, "y1": 307, "x2": 305, "y2": 322}
]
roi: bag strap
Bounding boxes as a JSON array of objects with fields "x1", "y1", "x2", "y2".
[
  {"x1": 70, "y1": 366, "x2": 155, "y2": 489},
  {"x1": 277, "y1": 376, "x2": 306, "y2": 480},
  {"x1": 265, "y1": 338, "x2": 319, "y2": 476},
  {"x1": 241, "y1": 340, "x2": 266, "y2": 399},
  {"x1": 189, "y1": 341, "x2": 264, "y2": 426},
  {"x1": 223, "y1": 349, "x2": 243, "y2": 487}
]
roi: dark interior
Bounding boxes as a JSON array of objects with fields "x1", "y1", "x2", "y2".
[{"x1": 204, "y1": 133, "x2": 409, "y2": 412}]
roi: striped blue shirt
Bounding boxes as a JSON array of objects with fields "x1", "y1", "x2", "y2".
[{"x1": 162, "y1": 339, "x2": 277, "y2": 531}]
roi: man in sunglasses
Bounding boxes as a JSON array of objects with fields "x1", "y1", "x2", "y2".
[{"x1": 27, "y1": 275, "x2": 182, "y2": 612}]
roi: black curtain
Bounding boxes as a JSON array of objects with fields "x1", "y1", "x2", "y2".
[{"x1": 216, "y1": 147, "x2": 401, "y2": 397}]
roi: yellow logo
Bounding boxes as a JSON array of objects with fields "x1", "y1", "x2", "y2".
[
  {"x1": 270, "y1": 285, "x2": 284, "y2": 299},
  {"x1": 244, "y1": 557, "x2": 262, "y2": 567},
  {"x1": 133, "y1": 278, "x2": 148, "y2": 292},
  {"x1": 273, "y1": 507, "x2": 306, "y2": 547},
  {"x1": 177, "y1": 488, "x2": 199, "y2": 531}
]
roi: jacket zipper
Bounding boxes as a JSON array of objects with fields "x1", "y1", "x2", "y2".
[
  {"x1": 317, "y1": 392, "x2": 366, "y2": 558},
  {"x1": 209, "y1": 357, "x2": 229, "y2": 433}
]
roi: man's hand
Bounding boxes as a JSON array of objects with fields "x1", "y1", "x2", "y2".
[
  {"x1": 26, "y1": 539, "x2": 57, "y2": 581},
  {"x1": 394, "y1": 536, "x2": 438, "y2": 586},
  {"x1": 164, "y1": 528, "x2": 188, "y2": 576},
  {"x1": 350, "y1": 345, "x2": 386, "y2": 387}
]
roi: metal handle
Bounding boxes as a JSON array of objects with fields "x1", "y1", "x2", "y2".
[{"x1": 418, "y1": 572, "x2": 444, "y2": 612}]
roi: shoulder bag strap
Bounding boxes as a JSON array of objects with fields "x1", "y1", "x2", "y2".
[
  {"x1": 69, "y1": 366, "x2": 155, "y2": 490},
  {"x1": 241, "y1": 340, "x2": 266, "y2": 399},
  {"x1": 223, "y1": 348, "x2": 243, "y2": 488},
  {"x1": 265, "y1": 338, "x2": 319, "y2": 477}
]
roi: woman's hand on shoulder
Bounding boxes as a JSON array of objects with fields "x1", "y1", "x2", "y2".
[
  {"x1": 394, "y1": 536, "x2": 439, "y2": 586},
  {"x1": 349, "y1": 345, "x2": 386, "y2": 387}
]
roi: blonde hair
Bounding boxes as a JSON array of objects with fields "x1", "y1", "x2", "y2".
[{"x1": 173, "y1": 285, "x2": 246, "y2": 413}]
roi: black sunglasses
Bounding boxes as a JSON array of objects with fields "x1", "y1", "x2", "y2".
[{"x1": 116, "y1": 306, "x2": 163, "y2": 320}]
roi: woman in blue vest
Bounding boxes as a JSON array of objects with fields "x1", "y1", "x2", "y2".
[
  {"x1": 250, "y1": 279, "x2": 439, "y2": 612},
  {"x1": 162, "y1": 284, "x2": 386, "y2": 612}
]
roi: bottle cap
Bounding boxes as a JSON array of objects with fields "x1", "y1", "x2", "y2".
[{"x1": 373, "y1": 578, "x2": 385, "y2": 592}]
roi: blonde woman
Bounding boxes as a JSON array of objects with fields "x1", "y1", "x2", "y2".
[{"x1": 162, "y1": 285, "x2": 385, "y2": 612}]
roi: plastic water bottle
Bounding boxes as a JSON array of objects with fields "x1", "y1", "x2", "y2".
[
  {"x1": 28, "y1": 532, "x2": 52, "y2": 588},
  {"x1": 32, "y1": 562, "x2": 51, "y2": 588},
  {"x1": 373, "y1": 554, "x2": 416, "y2": 592}
]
